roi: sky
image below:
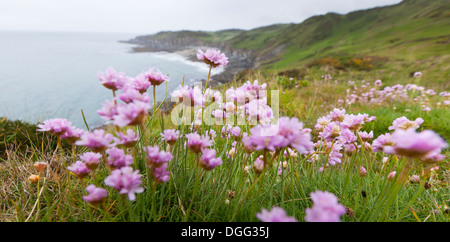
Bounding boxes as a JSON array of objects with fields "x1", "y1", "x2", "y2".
[{"x1": 0, "y1": 0, "x2": 403, "y2": 34}]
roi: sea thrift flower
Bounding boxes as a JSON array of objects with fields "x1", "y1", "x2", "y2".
[
  {"x1": 146, "y1": 145, "x2": 173, "y2": 167},
  {"x1": 244, "y1": 125, "x2": 284, "y2": 152},
  {"x1": 113, "y1": 101, "x2": 150, "y2": 127},
  {"x1": 104, "y1": 167, "x2": 144, "y2": 201},
  {"x1": 29, "y1": 174, "x2": 41, "y2": 184},
  {"x1": 37, "y1": 118, "x2": 72, "y2": 136},
  {"x1": 253, "y1": 156, "x2": 265, "y2": 174},
  {"x1": 75, "y1": 129, "x2": 113, "y2": 153},
  {"x1": 60, "y1": 126, "x2": 84, "y2": 143},
  {"x1": 197, "y1": 49, "x2": 229, "y2": 68},
  {"x1": 256, "y1": 207, "x2": 297, "y2": 222},
  {"x1": 360, "y1": 166, "x2": 367, "y2": 177},
  {"x1": 67, "y1": 161, "x2": 90, "y2": 179},
  {"x1": 97, "y1": 67, "x2": 127, "y2": 91},
  {"x1": 199, "y1": 148, "x2": 223, "y2": 171},
  {"x1": 33, "y1": 162, "x2": 48, "y2": 172},
  {"x1": 130, "y1": 73, "x2": 151, "y2": 93},
  {"x1": 118, "y1": 87, "x2": 151, "y2": 104},
  {"x1": 144, "y1": 68, "x2": 169, "y2": 86},
  {"x1": 410, "y1": 175, "x2": 420, "y2": 184},
  {"x1": 114, "y1": 129, "x2": 139, "y2": 148},
  {"x1": 385, "y1": 129, "x2": 447, "y2": 158},
  {"x1": 105, "y1": 147, "x2": 134, "y2": 169},
  {"x1": 152, "y1": 163, "x2": 171, "y2": 183},
  {"x1": 97, "y1": 99, "x2": 118, "y2": 121},
  {"x1": 374, "y1": 80, "x2": 382, "y2": 86},
  {"x1": 171, "y1": 85, "x2": 204, "y2": 107},
  {"x1": 161, "y1": 129, "x2": 180, "y2": 145},
  {"x1": 79, "y1": 152, "x2": 102, "y2": 170},
  {"x1": 413, "y1": 72, "x2": 422, "y2": 78},
  {"x1": 82, "y1": 184, "x2": 108, "y2": 205},
  {"x1": 372, "y1": 133, "x2": 395, "y2": 153},
  {"x1": 358, "y1": 131, "x2": 373, "y2": 142},
  {"x1": 389, "y1": 116, "x2": 424, "y2": 131},
  {"x1": 305, "y1": 191, "x2": 346, "y2": 222},
  {"x1": 185, "y1": 132, "x2": 213, "y2": 153},
  {"x1": 327, "y1": 108, "x2": 346, "y2": 122},
  {"x1": 387, "y1": 171, "x2": 397, "y2": 181},
  {"x1": 276, "y1": 117, "x2": 314, "y2": 154}
]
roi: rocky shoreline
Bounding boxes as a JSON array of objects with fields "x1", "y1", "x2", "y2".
[{"x1": 120, "y1": 36, "x2": 258, "y2": 87}]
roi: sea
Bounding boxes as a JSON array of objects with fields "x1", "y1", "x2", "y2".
[{"x1": 0, "y1": 31, "x2": 222, "y2": 129}]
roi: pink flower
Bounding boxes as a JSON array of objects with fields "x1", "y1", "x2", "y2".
[
  {"x1": 104, "y1": 167, "x2": 144, "y2": 201},
  {"x1": 360, "y1": 166, "x2": 367, "y2": 177},
  {"x1": 197, "y1": 49, "x2": 228, "y2": 68},
  {"x1": 372, "y1": 133, "x2": 395, "y2": 153},
  {"x1": 387, "y1": 129, "x2": 447, "y2": 159},
  {"x1": 97, "y1": 99, "x2": 118, "y2": 121},
  {"x1": 130, "y1": 73, "x2": 151, "y2": 93},
  {"x1": 75, "y1": 129, "x2": 113, "y2": 153},
  {"x1": 83, "y1": 184, "x2": 108, "y2": 205},
  {"x1": 199, "y1": 148, "x2": 222, "y2": 171},
  {"x1": 374, "y1": 80, "x2": 382, "y2": 86},
  {"x1": 161, "y1": 129, "x2": 180, "y2": 145},
  {"x1": 146, "y1": 145, "x2": 173, "y2": 167},
  {"x1": 152, "y1": 163, "x2": 171, "y2": 183},
  {"x1": 305, "y1": 191, "x2": 346, "y2": 222},
  {"x1": 79, "y1": 152, "x2": 102, "y2": 170},
  {"x1": 387, "y1": 171, "x2": 396, "y2": 181},
  {"x1": 97, "y1": 67, "x2": 127, "y2": 91},
  {"x1": 114, "y1": 129, "x2": 139, "y2": 148},
  {"x1": 37, "y1": 118, "x2": 72, "y2": 136},
  {"x1": 118, "y1": 86, "x2": 151, "y2": 104},
  {"x1": 60, "y1": 126, "x2": 84, "y2": 143},
  {"x1": 256, "y1": 207, "x2": 297, "y2": 222},
  {"x1": 185, "y1": 132, "x2": 213, "y2": 153},
  {"x1": 67, "y1": 161, "x2": 90, "y2": 179},
  {"x1": 113, "y1": 101, "x2": 150, "y2": 127},
  {"x1": 143, "y1": 68, "x2": 169, "y2": 86},
  {"x1": 105, "y1": 147, "x2": 134, "y2": 169},
  {"x1": 253, "y1": 156, "x2": 265, "y2": 174},
  {"x1": 389, "y1": 116, "x2": 424, "y2": 131}
]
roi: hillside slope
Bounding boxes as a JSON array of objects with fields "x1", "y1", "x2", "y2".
[{"x1": 126, "y1": 0, "x2": 450, "y2": 86}]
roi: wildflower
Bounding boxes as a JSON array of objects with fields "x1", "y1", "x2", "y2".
[
  {"x1": 33, "y1": 162, "x2": 48, "y2": 172},
  {"x1": 423, "y1": 107, "x2": 431, "y2": 112},
  {"x1": 143, "y1": 68, "x2": 169, "y2": 86},
  {"x1": 67, "y1": 161, "x2": 91, "y2": 179},
  {"x1": 253, "y1": 156, "x2": 265, "y2": 174},
  {"x1": 29, "y1": 174, "x2": 41, "y2": 184},
  {"x1": 227, "y1": 147, "x2": 236, "y2": 158},
  {"x1": 37, "y1": 118, "x2": 72, "y2": 136},
  {"x1": 327, "y1": 108, "x2": 346, "y2": 122},
  {"x1": 387, "y1": 171, "x2": 396, "y2": 181},
  {"x1": 97, "y1": 67, "x2": 127, "y2": 91},
  {"x1": 374, "y1": 80, "x2": 382, "y2": 86},
  {"x1": 413, "y1": 72, "x2": 422, "y2": 78},
  {"x1": 82, "y1": 184, "x2": 108, "y2": 205},
  {"x1": 105, "y1": 147, "x2": 133, "y2": 169},
  {"x1": 97, "y1": 99, "x2": 118, "y2": 121},
  {"x1": 161, "y1": 129, "x2": 180, "y2": 145},
  {"x1": 104, "y1": 167, "x2": 144, "y2": 201},
  {"x1": 410, "y1": 175, "x2": 420, "y2": 184},
  {"x1": 75, "y1": 129, "x2": 113, "y2": 153},
  {"x1": 388, "y1": 116, "x2": 424, "y2": 131},
  {"x1": 256, "y1": 207, "x2": 297, "y2": 222},
  {"x1": 199, "y1": 148, "x2": 223, "y2": 171},
  {"x1": 305, "y1": 191, "x2": 346, "y2": 222},
  {"x1": 360, "y1": 166, "x2": 367, "y2": 177},
  {"x1": 358, "y1": 131, "x2": 373, "y2": 142},
  {"x1": 79, "y1": 152, "x2": 102, "y2": 170},
  {"x1": 113, "y1": 101, "x2": 150, "y2": 127},
  {"x1": 372, "y1": 133, "x2": 395, "y2": 153},
  {"x1": 129, "y1": 73, "x2": 151, "y2": 93},
  {"x1": 185, "y1": 132, "x2": 213, "y2": 153},
  {"x1": 276, "y1": 117, "x2": 314, "y2": 154},
  {"x1": 60, "y1": 126, "x2": 84, "y2": 143},
  {"x1": 197, "y1": 49, "x2": 229, "y2": 68},
  {"x1": 152, "y1": 163, "x2": 171, "y2": 183},
  {"x1": 385, "y1": 129, "x2": 447, "y2": 159},
  {"x1": 340, "y1": 114, "x2": 365, "y2": 131},
  {"x1": 146, "y1": 145, "x2": 173, "y2": 167},
  {"x1": 244, "y1": 125, "x2": 283, "y2": 152},
  {"x1": 114, "y1": 129, "x2": 139, "y2": 148},
  {"x1": 118, "y1": 87, "x2": 151, "y2": 104}
]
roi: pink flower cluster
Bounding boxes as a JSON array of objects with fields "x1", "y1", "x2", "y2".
[
  {"x1": 256, "y1": 207, "x2": 297, "y2": 222},
  {"x1": 197, "y1": 49, "x2": 229, "y2": 68},
  {"x1": 305, "y1": 190, "x2": 346, "y2": 222}
]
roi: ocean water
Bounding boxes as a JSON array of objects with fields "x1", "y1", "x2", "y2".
[{"x1": 0, "y1": 31, "x2": 221, "y2": 129}]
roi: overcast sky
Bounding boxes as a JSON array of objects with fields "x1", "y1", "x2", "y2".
[{"x1": 0, "y1": 0, "x2": 403, "y2": 34}]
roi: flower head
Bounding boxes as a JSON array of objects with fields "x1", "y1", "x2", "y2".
[
  {"x1": 97, "y1": 67, "x2": 127, "y2": 91},
  {"x1": 143, "y1": 68, "x2": 169, "y2": 86},
  {"x1": 83, "y1": 184, "x2": 108, "y2": 205},
  {"x1": 197, "y1": 49, "x2": 228, "y2": 68},
  {"x1": 305, "y1": 190, "x2": 346, "y2": 222},
  {"x1": 104, "y1": 167, "x2": 144, "y2": 201},
  {"x1": 113, "y1": 101, "x2": 150, "y2": 127},
  {"x1": 105, "y1": 147, "x2": 134, "y2": 169},
  {"x1": 256, "y1": 207, "x2": 297, "y2": 222},
  {"x1": 79, "y1": 152, "x2": 102, "y2": 170},
  {"x1": 67, "y1": 161, "x2": 91, "y2": 179},
  {"x1": 75, "y1": 129, "x2": 113, "y2": 153},
  {"x1": 161, "y1": 129, "x2": 180, "y2": 145},
  {"x1": 37, "y1": 118, "x2": 72, "y2": 136},
  {"x1": 199, "y1": 148, "x2": 222, "y2": 171}
]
